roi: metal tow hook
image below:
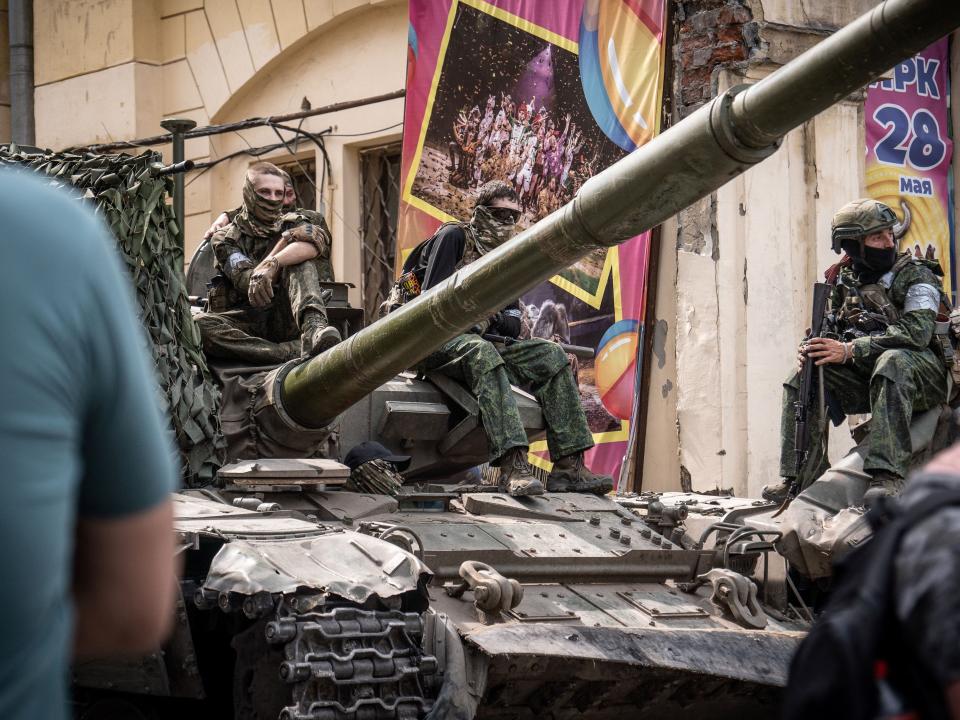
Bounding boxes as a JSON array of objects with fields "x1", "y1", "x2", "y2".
[
  {"x1": 445, "y1": 561, "x2": 524, "y2": 624},
  {"x1": 697, "y1": 568, "x2": 767, "y2": 629}
]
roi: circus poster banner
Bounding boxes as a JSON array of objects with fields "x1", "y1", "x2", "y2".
[
  {"x1": 400, "y1": 0, "x2": 667, "y2": 479},
  {"x1": 865, "y1": 38, "x2": 954, "y2": 296}
]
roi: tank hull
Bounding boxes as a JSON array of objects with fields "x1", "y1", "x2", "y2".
[{"x1": 467, "y1": 624, "x2": 793, "y2": 719}]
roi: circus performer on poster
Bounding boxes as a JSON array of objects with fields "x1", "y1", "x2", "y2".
[
  {"x1": 544, "y1": 114, "x2": 570, "y2": 187},
  {"x1": 515, "y1": 132, "x2": 540, "y2": 210},
  {"x1": 477, "y1": 94, "x2": 497, "y2": 148},
  {"x1": 536, "y1": 175, "x2": 563, "y2": 220},
  {"x1": 561, "y1": 127, "x2": 584, "y2": 189},
  {"x1": 448, "y1": 105, "x2": 481, "y2": 187}
]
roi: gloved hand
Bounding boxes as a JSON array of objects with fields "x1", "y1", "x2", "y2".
[{"x1": 248, "y1": 257, "x2": 280, "y2": 307}]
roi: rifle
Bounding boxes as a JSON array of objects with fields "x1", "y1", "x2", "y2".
[
  {"x1": 482, "y1": 333, "x2": 595, "y2": 360},
  {"x1": 794, "y1": 283, "x2": 832, "y2": 474}
]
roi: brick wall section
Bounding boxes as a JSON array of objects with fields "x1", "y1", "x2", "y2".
[{"x1": 672, "y1": 0, "x2": 760, "y2": 118}]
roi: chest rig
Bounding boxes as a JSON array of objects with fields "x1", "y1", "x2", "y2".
[
  {"x1": 832, "y1": 255, "x2": 957, "y2": 375},
  {"x1": 832, "y1": 254, "x2": 913, "y2": 341}
]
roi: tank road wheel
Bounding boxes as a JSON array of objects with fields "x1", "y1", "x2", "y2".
[{"x1": 266, "y1": 607, "x2": 438, "y2": 720}]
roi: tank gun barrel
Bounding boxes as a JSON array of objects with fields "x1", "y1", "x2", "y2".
[{"x1": 282, "y1": 0, "x2": 960, "y2": 429}]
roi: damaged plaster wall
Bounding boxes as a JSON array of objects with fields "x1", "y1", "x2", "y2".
[
  {"x1": 641, "y1": 216, "x2": 681, "y2": 492},
  {"x1": 647, "y1": 0, "x2": 880, "y2": 496}
]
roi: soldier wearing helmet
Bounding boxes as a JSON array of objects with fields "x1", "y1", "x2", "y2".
[{"x1": 763, "y1": 198, "x2": 950, "y2": 506}]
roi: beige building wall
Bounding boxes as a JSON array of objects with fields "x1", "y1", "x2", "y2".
[{"x1": 32, "y1": 0, "x2": 405, "y2": 305}]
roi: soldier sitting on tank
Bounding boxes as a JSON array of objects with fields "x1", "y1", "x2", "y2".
[
  {"x1": 203, "y1": 168, "x2": 335, "y2": 283},
  {"x1": 195, "y1": 162, "x2": 340, "y2": 365},
  {"x1": 763, "y1": 199, "x2": 950, "y2": 507},
  {"x1": 409, "y1": 180, "x2": 613, "y2": 497}
]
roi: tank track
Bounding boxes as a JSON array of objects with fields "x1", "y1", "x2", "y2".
[{"x1": 265, "y1": 607, "x2": 438, "y2": 720}]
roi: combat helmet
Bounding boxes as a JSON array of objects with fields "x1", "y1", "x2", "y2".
[{"x1": 830, "y1": 198, "x2": 898, "y2": 254}]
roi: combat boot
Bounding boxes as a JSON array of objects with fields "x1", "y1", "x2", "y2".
[
  {"x1": 301, "y1": 311, "x2": 341, "y2": 357},
  {"x1": 761, "y1": 478, "x2": 796, "y2": 504},
  {"x1": 546, "y1": 453, "x2": 614, "y2": 495},
  {"x1": 863, "y1": 471, "x2": 905, "y2": 508},
  {"x1": 497, "y1": 448, "x2": 544, "y2": 497}
]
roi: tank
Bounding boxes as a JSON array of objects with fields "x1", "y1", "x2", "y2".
[{"x1": 75, "y1": 0, "x2": 960, "y2": 717}]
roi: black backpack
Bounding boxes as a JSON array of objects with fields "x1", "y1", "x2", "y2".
[
  {"x1": 381, "y1": 222, "x2": 465, "y2": 316},
  {"x1": 782, "y1": 487, "x2": 960, "y2": 720}
]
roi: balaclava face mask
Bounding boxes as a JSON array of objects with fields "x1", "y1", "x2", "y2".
[
  {"x1": 234, "y1": 176, "x2": 284, "y2": 238},
  {"x1": 469, "y1": 204, "x2": 517, "y2": 255},
  {"x1": 843, "y1": 237, "x2": 897, "y2": 283},
  {"x1": 862, "y1": 244, "x2": 897, "y2": 273}
]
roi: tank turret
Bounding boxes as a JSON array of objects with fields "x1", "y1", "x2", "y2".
[{"x1": 278, "y1": 0, "x2": 960, "y2": 431}]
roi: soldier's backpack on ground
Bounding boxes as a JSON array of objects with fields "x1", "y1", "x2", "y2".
[{"x1": 782, "y1": 487, "x2": 960, "y2": 720}]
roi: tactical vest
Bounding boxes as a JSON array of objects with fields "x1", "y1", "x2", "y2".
[{"x1": 832, "y1": 254, "x2": 956, "y2": 371}]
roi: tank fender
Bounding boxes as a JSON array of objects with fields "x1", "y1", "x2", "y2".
[{"x1": 201, "y1": 531, "x2": 432, "y2": 604}]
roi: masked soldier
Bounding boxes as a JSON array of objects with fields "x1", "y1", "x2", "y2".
[
  {"x1": 406, "y1": 180, "x2": 613, "y2": 497},
  {"x1": 203, "y1": 169, "x2": 334, "y2": 282},
  {"x1": 195, "y1": 162, "x2": 340, "y2": 364},
  {"x1": 764, "y1": 199, "x2": 950, "y2": 506}
]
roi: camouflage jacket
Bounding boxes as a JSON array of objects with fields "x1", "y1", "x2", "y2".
[
  {"x1": 211, "y1": 208, "x2": 333, "y2": 292},
  {"x1": 831, "y1": 253, "x2": 945, "y2": 364}
]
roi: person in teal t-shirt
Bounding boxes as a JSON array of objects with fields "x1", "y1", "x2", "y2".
[{"x1": 0, "y1": 169, "x2": 179, "y2": 720}]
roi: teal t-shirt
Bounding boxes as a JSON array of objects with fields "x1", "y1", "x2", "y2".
[{"x1": 0, "y1": 170, "x2": 178, "y2": 719}]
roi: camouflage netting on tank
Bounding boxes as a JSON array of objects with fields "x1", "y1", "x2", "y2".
[{"x1": 0, "y1": 145, "x2": 225, "y2": 485}]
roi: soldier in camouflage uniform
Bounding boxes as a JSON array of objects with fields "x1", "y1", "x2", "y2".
[
  {"x1": 195, "y1": 162, "x2": 340, "y2": 365},
  {"x1": 204, "y1": 169, "x2": 335, "y2": 282},
  {"x1": 410, "y1": 181, "x2": 612, "y2": 497},
  {"x1": 764, "y1": 199, "x2": 950, "y2": 506}
]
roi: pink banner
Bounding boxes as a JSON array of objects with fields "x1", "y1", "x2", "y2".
[
  {"x1": 400, "y1": 0, "x2": 666, "y2": 480},
  {"x1": 865, "y1": 38, "x2": 953, "y2": 295}
]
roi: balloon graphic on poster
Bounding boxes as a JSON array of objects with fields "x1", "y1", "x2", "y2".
[
  {"x1": 595, "y1": 319, "x2": 639, "y2": 420},
  {"x1": 407, "y1": 24, "x2": 419, "y2": 88},
  {"x1": 579, "y1": 0, "x2": 662, "y2": 152}
]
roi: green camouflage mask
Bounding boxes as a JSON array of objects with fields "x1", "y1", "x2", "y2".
[
  {"x1": 234, "y1": 177, "x2": 283, "y2": 238},
  {"x1": 469, "y1": 205, "x2": 517, "y2": 255}
]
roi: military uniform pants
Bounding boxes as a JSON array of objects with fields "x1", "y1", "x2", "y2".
[
  {"x1": 420, "y1": 334, "x2": 594, "y2": 462},
  {"x1": 196, "y1": 260, "x2": 328, "y2": 365},
  {"x1": 779, "y1": 347, "x2": 948, "y2": 485}
]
